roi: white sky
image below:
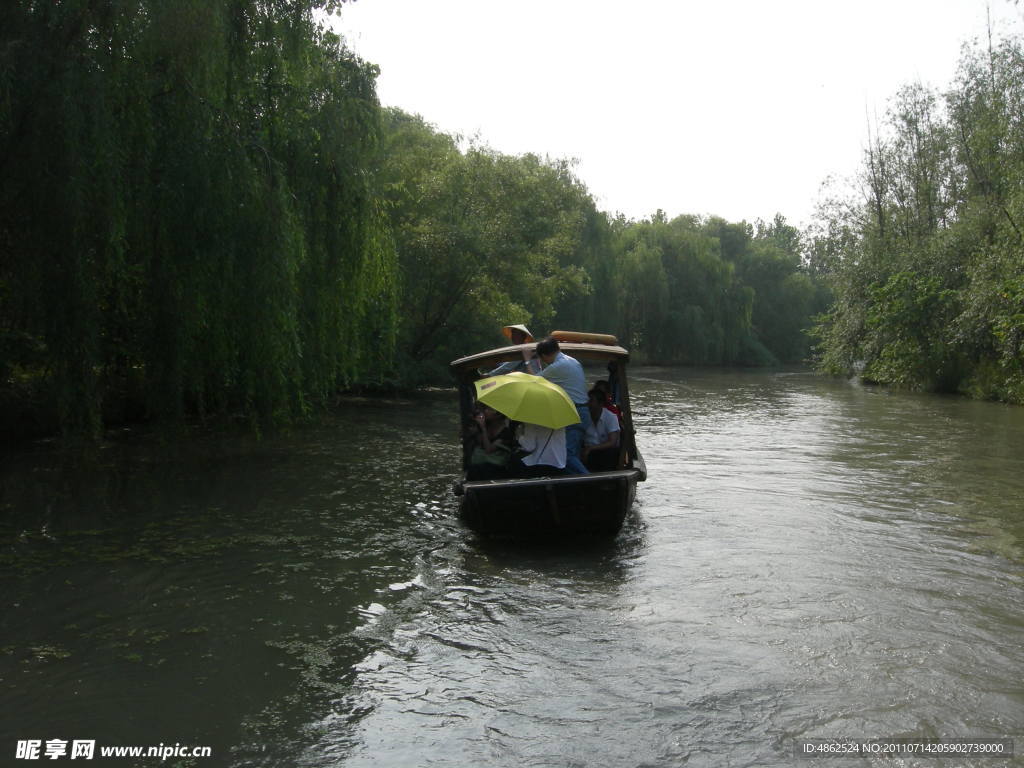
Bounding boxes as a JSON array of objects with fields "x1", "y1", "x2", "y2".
[{"x1": 331, "y1": 0, "x2": 1023, "y2": 227}]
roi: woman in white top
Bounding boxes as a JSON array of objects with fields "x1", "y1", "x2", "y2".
[{"x1": 514, "y1": 422, "x2": 567, "y2": 477}]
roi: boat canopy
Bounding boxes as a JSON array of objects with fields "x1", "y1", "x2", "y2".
[{"x1": 450, "y1": 342, "x2": 630, "y2": 381}]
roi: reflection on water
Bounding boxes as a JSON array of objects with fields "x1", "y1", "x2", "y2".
[{"x1": 2, "y1": 372, "x2": 1023, "y2": 767}]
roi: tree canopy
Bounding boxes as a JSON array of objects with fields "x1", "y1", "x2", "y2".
[
  {"x1": 0, "y1": 0, "x2": 831, "y2": 440},
  {"x1": 25, "y1": 2, "x2": 1024, "y2": 440},
  {"x1": 810, "y1": 37, "x2": 1024, "y2": 403}
]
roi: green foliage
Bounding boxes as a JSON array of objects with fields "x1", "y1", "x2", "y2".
[
  {"x1": 0, "y1": 0, "x2": 398, "y2": 436},
  {"x1": 862, "y1": 270, "x2": 962, "y2": 389},
  {"x1": 748, "y1": 216, "x2": 820, "y2": 362},
  {"x1": 811, "y1": 35, "x2": 1024, "y2": 403},
  {"x1": 612, "y1": 215, "x2": 747, "y2": 363},
  {"x1": 605, "y1": 212, "x2": 820, "y2": 366},
  {"x1": 378, "y1": 110, "x2": 594, "y2": 382},
  {"x1": 1, "y1": 4, "x2": 827, "y2": 440},
  {"x1": 374, "y1": 111, "x2": 822, "y2": 377}
]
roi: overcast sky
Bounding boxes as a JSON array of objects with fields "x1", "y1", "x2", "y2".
[{"x1": 332, "y1": 0, "x2": 1023, "y2": 227}]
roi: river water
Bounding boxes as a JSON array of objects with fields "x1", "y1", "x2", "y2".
[{"x1": 1, "y1": 368, "x2": 1023, "y2": 767}]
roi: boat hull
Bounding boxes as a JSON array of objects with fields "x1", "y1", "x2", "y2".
[{"x1": 456, "y1": 466, "x2": 641, "y2": 537}]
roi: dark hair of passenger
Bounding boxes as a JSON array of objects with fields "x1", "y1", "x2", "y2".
[
  {"x1": 535, "y1": 337, "x2": 560, "y2": 357},
  {"x1": 587, "y1": 388, "x2": 604, "y2": 403}
]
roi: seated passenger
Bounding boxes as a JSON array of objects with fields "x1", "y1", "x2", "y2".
[
  {"x1": 465, "y1": 404, "x2": 516, "y2": 480},
  {"x1": 593, "y1": 379, "x2": 622, "y2": 418},
  {"x1": 582, "y1": 387, "x2": 621, "y2": 472},
  {"x1": 512, "y1": 421, "x2": 567, "y2": 478}
]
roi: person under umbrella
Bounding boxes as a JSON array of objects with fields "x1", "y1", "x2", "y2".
[
  {"x1": 465, "y1": 404, "x2": 516, "y2": 480},
  {"x1": 473, "y1": 372, "x2": 579, "y2": 478},
  {"x1": 514, "y1": 421, "x2": 567, "y2": 477}
]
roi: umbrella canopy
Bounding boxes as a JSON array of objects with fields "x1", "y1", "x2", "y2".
[{"x1": 474, "y1": 372, "x2": 580, "y2": 429}]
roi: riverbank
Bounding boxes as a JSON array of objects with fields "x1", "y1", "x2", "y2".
[
  {"x1": 7, "y1": 359, "x2": 1022, "y2": 460},
  {"x1": 0, "y1": 373, "x2": 441, "y2": 452}
]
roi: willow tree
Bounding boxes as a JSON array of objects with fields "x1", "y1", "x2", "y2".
[{"x1": 0, "y1": 0, "x2": 397, "y2": 436}]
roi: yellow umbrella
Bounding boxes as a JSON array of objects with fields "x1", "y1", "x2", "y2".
[{"x1": 474, "y1": 372, "x2": 580, "y2": 429}]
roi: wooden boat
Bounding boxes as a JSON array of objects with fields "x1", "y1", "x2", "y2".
[{"x1": 450, "y1": 334, "x2": 646, "y2": 537}]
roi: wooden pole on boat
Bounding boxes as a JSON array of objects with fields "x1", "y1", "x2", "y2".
[{"x1": 614, "y1": 361, "x2": 637, "y2": 469}]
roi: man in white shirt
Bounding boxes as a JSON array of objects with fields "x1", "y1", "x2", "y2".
[{"x1": 582, "y1": 387, "x2": 620, "y2": 471}]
